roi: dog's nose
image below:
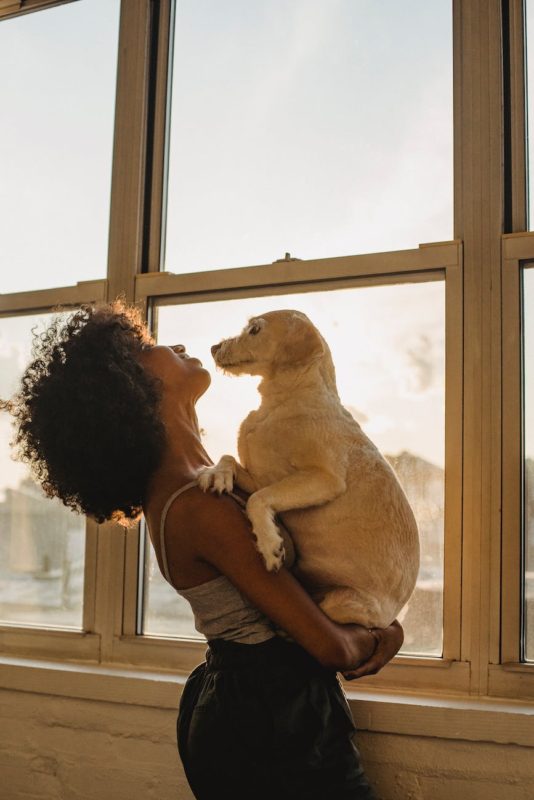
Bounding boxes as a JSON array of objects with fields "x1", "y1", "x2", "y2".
[{"x1": 211, "y1": 342, "x2": 222, "y2": 356}]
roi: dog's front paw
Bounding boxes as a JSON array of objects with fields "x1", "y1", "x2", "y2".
[
  {"x1": 258, "y1": 537, "x2": 285, "y2": 572},
  {"x1": 197, "y1": 457, "x2": 235, "y2": 494},
  {"x1": 246, "y1": 494, "x2": 285, "y2": 572}
]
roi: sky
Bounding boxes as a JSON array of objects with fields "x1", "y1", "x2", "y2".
[
  {"x1": 0, "y1": 0, "x2": 120, "y2": 293},
  {"x1": 1, "y1": 1, "x2": 531, "y2": 471},
  {"x1": 156, "y1": 280, "x2": 446, "y2": 468},
  {"x1": 166, "y1": 0, "x2": 453, "y2": 271},
  {"x1": 0, "y1": 0, "x2": 456, "y2": 501}
]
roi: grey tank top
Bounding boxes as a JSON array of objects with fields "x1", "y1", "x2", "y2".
[{"x1": 159, "y1": 480, "x2": 295, "y2": 645}]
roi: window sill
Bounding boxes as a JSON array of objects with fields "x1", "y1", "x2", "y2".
[
  {"x1": 346, "y1": 684, "x2": 534, "y2": 747},
  {"x1": 0, "y1": 655, "x2": 533, "y2": 747}
]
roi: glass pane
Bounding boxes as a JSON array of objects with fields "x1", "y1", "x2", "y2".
[
  {"x1": 165, "y1": 0, "x2": 453, "y2": 275},
  {"x1": 0, "y1": 314, "x2": 85, "y2": 629},
  {"x1": 527, "y1": 0, "x2": 534, "y2": 228},
  {"x1": 143, "y1": 281, "x2": 445, "y2": 656},
  {"x1": 523, "y1": 267, "x2": 534, "y2": 660},
  {"x1": 142, "y1": 528, "x2": 198, "y2": 638},
  {"x1": 0, "y1": 0, "x2": 120, "y2": 294}
]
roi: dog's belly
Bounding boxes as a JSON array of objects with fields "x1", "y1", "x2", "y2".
[
  {"x1": 279, "y1": 467, "x2": 420, "y2": 627},
  {"x1": 241, "y1": 420, "x2": 420, "y2": 627}
]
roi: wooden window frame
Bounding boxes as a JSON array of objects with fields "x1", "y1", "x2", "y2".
[
  {"x1": 0, "y1": 0, "x2": 73, "y2": 22},
  {"x1": 1, "y1": 0, "x2": 534, "y2": 708},
  {"x1": 104, "y1": 242, "x2": 469, "y2": 695},
  {"x1": 490, "y1": 232, "x2": 534, "y2": 700},
  {"x1": 0, "y1": 0, "x2": 152, "y2": 662}
]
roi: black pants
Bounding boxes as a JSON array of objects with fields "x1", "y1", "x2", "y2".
[{"x1": 177, "y1": 637, "x2": 377, "y2": 800}]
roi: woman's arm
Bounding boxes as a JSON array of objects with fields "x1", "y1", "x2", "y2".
[
  {"x1": 342, "y1": 619, "x2": 404, "y2": 681},
  {"x1": 168, "y1": 488, "x2": 378, "y2": 671}
]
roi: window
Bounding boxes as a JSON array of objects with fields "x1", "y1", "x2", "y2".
[
  {"x1": 0, "y1": 314, "x2": 85, "y2": 629},
  {"x1": 0, "y1": 0, "x2": 113, "y2": 662},
  {"x1": 0, "y1": 0, "x2": 120, "y2": 294},
  {"x1": 527, "y1": 0, "x2": 534, "y2": 227},
  {"x1": 1, "y1": 0, "x2": 533, "y2": 705},
  {"x1": 523, "y1": 266, "x2": 534, "y2": 662},
  {"x1": 130, "y1": 0, "x2": 458, "y2": 686},
  {"x1": 142, "y1": 280, "x2": 446, "y2": 658},
  {"x1": 164, "y1": 0, "x2": 453, "y2": 274}
]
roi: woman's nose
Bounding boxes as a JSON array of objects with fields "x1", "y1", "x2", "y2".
[
  {"x1": 173, "y1": 344, "x2": 186, "y2": 353},
  {"x1": 211, "y1": 342, "x2": 222, "y2": 356}
]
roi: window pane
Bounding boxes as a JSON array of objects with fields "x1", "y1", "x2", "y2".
[
  {"x1": 523, "y1": 267, "x2": 534, "y2": 661},
  {"x1": 0, "y1": 0, "x2": 120, "y2": 294},
  {"x1": 527, "y1": 0, "x2": 534, "y2": 228},
  {"x1": 143, "y1": 281, "x2": 445, "y2": 656},
  {"x1": 141, "y1": 526, "x2": 198, "y2": 638},
  {"x1": 165, "y1": 0, "x2": 453, "y2": 275},
  {"x1": 0, "y1": 314, "x2": 85, "y2": 629}
]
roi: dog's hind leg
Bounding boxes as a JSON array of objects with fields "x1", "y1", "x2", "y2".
[{"x1": 317, "y1": 586, "x2": 392, "y2": 629}]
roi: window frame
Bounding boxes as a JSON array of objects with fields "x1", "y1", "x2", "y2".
[
  {"x1": 492, "y1": 232, "x2": 534, "y2": 700},
  {"x1": 0, "y1": 0, "x2": 72, "y2": 22},
  {"x1": 107, "y1": 242, "x2": 468, "y2": 694},
  {"x1": 0, "y1": 298, "x2": 103, "y2": 662},
  {"x1": 1, "y1": 0, "x2": 533, "y2": 708},
  {"x1": 0, "y1": 0, "x2": 150, "y2": 661}
]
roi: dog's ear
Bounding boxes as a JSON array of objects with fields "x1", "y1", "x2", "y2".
[{"x1": 276, "y1": 314, "x2": 325, "y2": 368}]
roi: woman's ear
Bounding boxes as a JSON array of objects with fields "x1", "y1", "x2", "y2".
[{"x1": 276, "y1": 314, "x2": 325, "y2": 368}]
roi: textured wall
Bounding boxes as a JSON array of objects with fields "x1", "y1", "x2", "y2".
[
  {"x1": 357, "y1": 732, "x2": 534, "y2": 800},
  {"x1": 1, "y1": 688, "x2": 533, "y2": 800}
]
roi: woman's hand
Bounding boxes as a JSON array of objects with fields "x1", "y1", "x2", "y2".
[{"x1": 342, "y1": 619, "x2": 404, "y2": 681}]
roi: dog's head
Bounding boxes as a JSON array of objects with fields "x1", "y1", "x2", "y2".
[{"x1": 211, "y1": 310, "x2": 327, "y2": 379}]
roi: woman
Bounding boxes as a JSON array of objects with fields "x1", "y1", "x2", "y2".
[{"x1": 4, "y1": 301, "x2": 404, "y2": 800}]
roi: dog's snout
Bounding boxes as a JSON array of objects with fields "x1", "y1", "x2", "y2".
[{"x1": 211, "y1": 342, "x2": 223, "y2": 356}]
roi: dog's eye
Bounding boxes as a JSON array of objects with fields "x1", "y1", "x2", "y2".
[{"x1": 248, "y1": 324, "x2": 261, "y2": 335}]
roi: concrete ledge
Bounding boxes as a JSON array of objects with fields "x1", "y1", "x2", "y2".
[
  {"x1": 348, "y1": 687, "x2": 534, "y2": 748},
  {"x1": 1, "y1": 656, "x2": 533, "y2": 748}
]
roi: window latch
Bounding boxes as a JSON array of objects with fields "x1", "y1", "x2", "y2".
[{"x1": 273, "y1": 252, "x2": 302, "y2": 263}]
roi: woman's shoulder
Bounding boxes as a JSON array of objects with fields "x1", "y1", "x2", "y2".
[
  {"x1": 167, "y1": 484, "x2": 296, "y2": 571},
  {"x1": 157, "y1": 484, "x2": 252, "y2": 588},
  {"x1": 169, "y1": 485, "x2": 253, "y2": 550},
  {"x1": 166, "y1": 482, "x2": 248, "y2": 523}
]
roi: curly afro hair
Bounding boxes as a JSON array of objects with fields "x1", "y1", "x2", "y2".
[{"x1": 2, "y1": 300, "x2": 166, "y2": 525}]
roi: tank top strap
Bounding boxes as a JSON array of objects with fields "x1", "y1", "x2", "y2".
[{"x1": 159, "y1": 479, "x2": 246, "y2": 584}]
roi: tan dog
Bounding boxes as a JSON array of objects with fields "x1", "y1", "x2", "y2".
[{"x1": 199, "y1": 310, "x2": 419, "y2": 628}]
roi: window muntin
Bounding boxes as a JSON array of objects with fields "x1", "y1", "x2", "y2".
[
  {"x1": 164, "y1": 0, "x2": 453, "y2": 275},
  {"x1": 141, "y1": 279, "x2": 445, "y2": 657},
  {"x1": 0, "y1": 313, "x2": 85, "y2": 629},
  {"x1": 523, "y1": 266, "x2": 534, "y2": 661},
  {"x1": 0, "y1": 0, "x2": 120, "y2": 294}
]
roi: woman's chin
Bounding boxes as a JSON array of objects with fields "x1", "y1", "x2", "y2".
[{"x1": 198, "y1": 367, "x2": 212, "y2": 392}]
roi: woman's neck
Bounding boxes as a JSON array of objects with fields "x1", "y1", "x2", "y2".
[{"x1": 147, "y1": 401, "x2": 212, "y2": 500}]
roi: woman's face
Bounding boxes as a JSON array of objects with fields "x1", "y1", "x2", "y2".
[{"x1": 139, "y1": 344, "x2": 211, "y2": 405}]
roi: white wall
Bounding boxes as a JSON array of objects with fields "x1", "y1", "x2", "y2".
[{"x1": 1, "y1": 686, "x2": 533, "y2": 800}]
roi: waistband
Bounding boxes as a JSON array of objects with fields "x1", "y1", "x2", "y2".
[{"x1": 205, "y1": 636, "x2": 331, "y2": 675}]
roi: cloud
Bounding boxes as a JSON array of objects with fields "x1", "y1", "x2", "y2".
[{"x1": 403, "y1": 333, "x2": 442, "y2": 394}]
